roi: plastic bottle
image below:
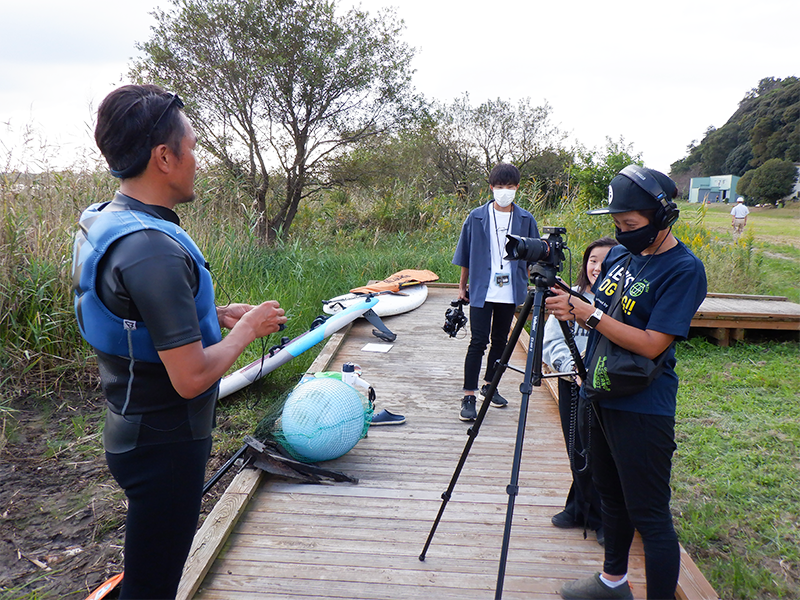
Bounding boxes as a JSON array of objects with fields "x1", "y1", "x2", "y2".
[{"x1": 342, "y1": 362, "x2": 359, "y2": 387}]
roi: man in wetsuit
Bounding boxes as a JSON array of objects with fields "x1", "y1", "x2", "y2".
[{"x1": 72, "y1": 84, "x2": 287, "y2": 599}]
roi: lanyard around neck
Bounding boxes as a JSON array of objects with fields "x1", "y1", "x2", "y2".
[{"x1": 491, "y1": 203, "x2": 513, "y2": 270}]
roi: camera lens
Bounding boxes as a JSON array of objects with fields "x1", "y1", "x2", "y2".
[{"x1": 505, "y1": 235, "x2": 551, "y2": 262}]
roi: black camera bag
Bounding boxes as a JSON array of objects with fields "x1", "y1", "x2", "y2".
[{"x1": 583, "y1": 255, "x2": 673, "y2": 401}]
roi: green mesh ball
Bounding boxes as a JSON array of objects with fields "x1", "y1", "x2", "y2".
[{"x1": 280, "y1": 378, "x2": 366, "y2": 462}]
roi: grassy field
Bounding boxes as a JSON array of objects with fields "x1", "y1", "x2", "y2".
[
  {"x1": 695, "y1": 200, "x2": 800, "y2": 299},
  {"x1": 1, "y1": 171, "x2": 799, "y2": 599},
  {"x1": 697, "y1": 200, "x2": 800, "y2": 246},
  {"x1": 674, "y1": 338, "x2": 800, "y2": 599}
]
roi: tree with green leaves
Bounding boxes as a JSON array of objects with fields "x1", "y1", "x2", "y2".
[
  {"x1": 574, "y1": 137, "x2": 642, "y2": 209},
  {"x1": 420, "y1": 94, "x2": 564, "y2": 197},
  {"x1": 521, "y1": 148, "x2": 576, "y2": 210},
  {"x1": 132, "y1": 0, "x2": 416, "y2": 242},
  {"x1": 735, "y1": 169, "x2": 753, "y2": 201},
  {"x1": 740, "y1": 158, "x2": 798, "y2": 205}
]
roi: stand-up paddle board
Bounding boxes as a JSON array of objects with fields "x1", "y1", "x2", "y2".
[
  {"x1": 322, "y1": 284, "x2": 428, "y2": 317},
  {"x1": 218, "y1": 296, "x2": 379, "y2": 400}
]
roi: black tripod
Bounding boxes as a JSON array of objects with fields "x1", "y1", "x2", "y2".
[{"x1": 419, "y1": 263, "x2": 590, "y2": 599}]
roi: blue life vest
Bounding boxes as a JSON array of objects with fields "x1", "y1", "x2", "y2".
[{"x1": 71, "y1": 203, "x2": 222, "y2": 363}]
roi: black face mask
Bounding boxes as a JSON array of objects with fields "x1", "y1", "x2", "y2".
[{"x1": 615, "y1": 222, "x2": 660, "y2": 255}]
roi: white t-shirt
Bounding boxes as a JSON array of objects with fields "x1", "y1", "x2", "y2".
[
  {"x1": 485, "y1": 205, "x2": 515, "y2": 304},
  {"x1": 731, "y1": 203, "x2": 750, "y2": 218}
]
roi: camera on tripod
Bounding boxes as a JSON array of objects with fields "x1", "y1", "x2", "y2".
[
  {"x1": 442, "y1": 299, "x2": 468, "y2": 337},
  {"x1": 504, "y1": 226, "x2": 567, "y2": 271}
]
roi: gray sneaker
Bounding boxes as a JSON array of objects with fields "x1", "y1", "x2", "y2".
[
  {"x1": 560, "y1": 573, "x2": 633, "y2": 599},
  {"x1": 480, "y1": 384, "x2": 508, "y2": 407},
  {"x1": 459, "y1": 395, "x2": 477, "y2": 421}
]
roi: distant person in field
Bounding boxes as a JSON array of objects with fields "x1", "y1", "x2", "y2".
[
  {"x1": 72, "y1": 84, "x2": 286, "y2": 599},
  {"x1": 547, "y1": 166, "x2": 707, "y2": 600},
  {"x1": 452, "y1": 163, "x2": 539, "y2": 421},
  {"x1": 543, "y1": 236, "x2": 617, "y2": 547},
  {"x1": 730, "y1": 196, "x2": 750, "y2": 240}
]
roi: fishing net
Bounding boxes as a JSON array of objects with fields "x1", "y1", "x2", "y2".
[{"x1": 254, "y1": 373, "x2": 373, "y2": 463}]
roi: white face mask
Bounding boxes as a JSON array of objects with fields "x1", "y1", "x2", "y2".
[{"x1": 493, "y1": 188, "x2": 516, "y2": 207}]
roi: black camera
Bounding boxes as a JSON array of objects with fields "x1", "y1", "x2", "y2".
[
  {"x1": 443, "y1": 299, "x2": 468, "y2": 337},
  {"x1": 504, "y1": 226, "x2": 567, "y2": 271}
]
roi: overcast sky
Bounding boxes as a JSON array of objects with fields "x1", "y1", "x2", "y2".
[{"x1": 2, "y1": 0, "x2": 798, "y2": 173}]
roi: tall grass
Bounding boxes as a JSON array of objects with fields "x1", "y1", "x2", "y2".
[
  {"x1": 2, "y1": 169, "x2": 794, "y2": 400},
  {"x1": 0, "y1": 169, "x2": 115, "y2": 398}
]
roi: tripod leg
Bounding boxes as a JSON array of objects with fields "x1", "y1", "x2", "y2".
[
  {"x1": 419, "y1": 289, "x2": 536, "y2": 561},
  {"x1": 558, "y1": 320, "x2": 587, "y2": 380},
  {"x1": 495, "y1": 288, "x2": 548, "y2": 599}
]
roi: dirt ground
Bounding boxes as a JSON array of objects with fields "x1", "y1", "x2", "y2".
[{"x1": 0, "y1": 390, "x2": 237, "y2": 600}]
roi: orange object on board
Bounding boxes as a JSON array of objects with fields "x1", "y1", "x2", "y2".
[
  {"x1": 84, "y1": 572, "x2": 124, "y2": 600},
  {"x1": 349, "y1": 269, "x2": 439, "y2": 294}
]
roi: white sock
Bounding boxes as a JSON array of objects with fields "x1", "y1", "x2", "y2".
[{"x1": 600, "y1": 573, "x2": 628, "y2": 588}]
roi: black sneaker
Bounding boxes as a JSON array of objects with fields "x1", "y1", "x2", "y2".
[
  {"x1": 551, "y1": 510, "x2": 581, "y2": 529},
  {"x1": 459, "y1": 395, "x2": 477, "y2": 421},
  {"x1": 595, "y1": 527, "x2": 605, "y2": 546},
  {"x1": 480, "y1": 384, "x2": 508, "y2": 407}
]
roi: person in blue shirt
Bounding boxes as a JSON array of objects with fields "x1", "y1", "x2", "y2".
[
  {"x1": 452, "y1": 163, "x2": 539, "y2": 421},
  {"x1": 546, "y1": 166, "x2": 707, "y2": 600}
]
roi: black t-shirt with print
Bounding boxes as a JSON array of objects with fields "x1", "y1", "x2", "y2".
[{"x1": 584, "y1": 240, "x2": 707, "y2": 416}]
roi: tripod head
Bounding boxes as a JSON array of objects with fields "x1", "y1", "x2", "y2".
[{"x1": 529, "y1": 263, "x2": 560, "y2": 290}]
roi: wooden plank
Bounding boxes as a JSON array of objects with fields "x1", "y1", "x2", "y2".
[
  {"x1": 303, "y1": 325, "x2": 352, "y2": 376},
  {"x1": 177, "y1": 468, "x2": 264, "y2": 600},
  {"x1": 677, "y1": 545, "x2": 721, "y2": 600},
  {"x1": 192, "y1": 287, "x2": 600, "y2": 598},
  {"x1": 211, "y1": 549, "x2": 614, "y2": 575},
  {"x1": 708, "y1": 327, "x2": 731, "y2": 347},
  {"x1": 704, "y1": 292, "x2": 788, "y2": 301},
  {"x1": 177, "y1": 323, "x2": 347, "y2": 598},
  {"x1": 692, "y1": 318, "x2": 799, "y2": 330},
  {"x1": 195, "y1": 576, "x2": 565, "y2": 600},
  {"x1": 512, "y1": 316, "x2": 561, "y2": 406}
]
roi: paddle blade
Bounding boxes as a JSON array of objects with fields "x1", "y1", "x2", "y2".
[{"x1": 85, "y1": 572, "x2": 124, "y2": 600}]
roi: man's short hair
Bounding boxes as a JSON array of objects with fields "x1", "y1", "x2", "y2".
[
  {"x1": 489, "y1": 163, "x2": 521, "y2": 187},
  {"x1": 95, "y1": 84, "x2": 186, "y2": 179}
]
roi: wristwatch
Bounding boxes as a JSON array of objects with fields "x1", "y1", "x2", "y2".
[{"x1": 585, "y1": 308, "x2": 603, "y2": 330}]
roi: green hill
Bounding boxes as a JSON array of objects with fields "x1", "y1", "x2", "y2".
[{"x1": 671, "y1": 76, "x2": 799, "y2": 180}]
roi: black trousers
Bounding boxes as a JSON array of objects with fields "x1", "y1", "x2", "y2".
[
  {"x1": 106, "y1": 436, "x2": 212, "y2": 600},
  {"x1": 591, "y1": 406, "x2": 679, "y2": 600},
  {"x1": 463, "y1": 301, "x2": 516, "y2": 392},
  {"x1": 557, "y1": 377, "x2": 602, "y2": 530}
]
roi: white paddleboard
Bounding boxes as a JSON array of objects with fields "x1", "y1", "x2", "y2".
[
  {"x1": 218, "y1": 297, "x2": 379, "y2": 400},
  {"x1": 322, "y1": 284, "x2": 428, "y2": 317}
]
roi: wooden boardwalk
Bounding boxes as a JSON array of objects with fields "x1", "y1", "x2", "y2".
[
  {"x1": 690, "y1": 293, "x2": 800, "y2": 346},
  {"x1": 179, "y1": 286, "x2": 717, "y2": 600}
]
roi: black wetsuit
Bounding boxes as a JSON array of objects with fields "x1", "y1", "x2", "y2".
[{"x1": 89, "y1": 193, "x2": 217, "y2": 599}]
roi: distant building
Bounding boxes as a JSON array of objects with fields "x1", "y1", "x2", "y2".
[{"x1": 688, "y1": 174, "x2": 740, "y2": 203}]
